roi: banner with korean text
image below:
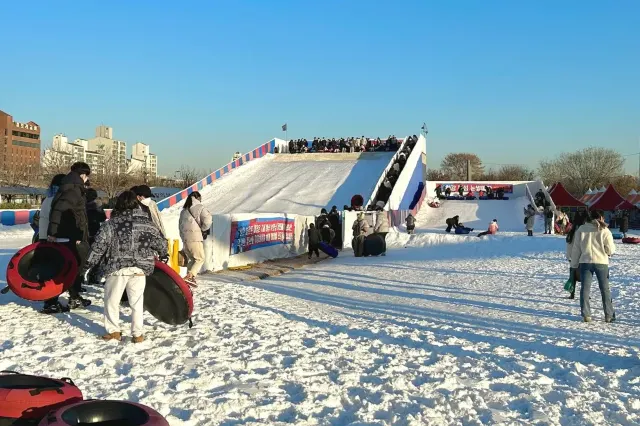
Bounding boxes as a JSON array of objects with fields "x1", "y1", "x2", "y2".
[
  {"x1": 229, "y1": 216, "x2": 295, "y2": 255},
  {"x1": 438, "y1": 183, "x2": 514, "y2": 193}
]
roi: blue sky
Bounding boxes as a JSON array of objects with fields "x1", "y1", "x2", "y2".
[{"x1": 3, "y1": 0, "x2": 639, "y2": 176}]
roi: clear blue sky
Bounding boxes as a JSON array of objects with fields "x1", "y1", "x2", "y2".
[{"x1": 3, "y1": 0, "x2": 639, "y2": 176}]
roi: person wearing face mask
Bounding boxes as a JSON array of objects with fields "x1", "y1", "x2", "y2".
[
  {"x1": 42, "y1": 162, "x2": 93, "y2": 314},
  {"x1": 131, "y1": 185, "x2": 166, "y2": 237}
]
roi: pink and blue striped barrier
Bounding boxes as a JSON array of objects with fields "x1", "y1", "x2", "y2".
[
  {"x1": 156, "y1": 139, "x2": 276, "y2": 211},
  {"x1": 0, "y1": 209, "x2": 112, "y2": 226}
]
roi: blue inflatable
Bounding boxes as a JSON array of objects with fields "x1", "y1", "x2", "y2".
[
  {"x1": 455, "y1": 227, "x2": 472, "y2": 235},
  {"x1": 612, "y1": 232, "x2": 623, "y2": 240}
]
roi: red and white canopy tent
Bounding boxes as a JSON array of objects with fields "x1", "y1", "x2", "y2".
[
  {"x1": 548, "y1": 182, "x2": 585, "y2": 207},
  {"x1": 589, "y1": 184, "x2": 634, "y2": 211}
]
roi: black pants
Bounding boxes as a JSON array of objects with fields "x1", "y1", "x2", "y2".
[
  {"x1": 308, "y1": 244, "x2": 320, "y2": 258},
  {"x1": 377, "y1": 232, "x2": 388, "y2": 252},
  {"x1": 446, "y1": 224, "x2": 453, "y2": 233},
  {"x1": 44, "y1": 241, "x2": 89, "y2": 306},
  {"x1": 478, "y1": 231, "x2": 490, "y2": 237},
  {"x1": 527, "y1": 230, "x2": 533, "y2": 237}
]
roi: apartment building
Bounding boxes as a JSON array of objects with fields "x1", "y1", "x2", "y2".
[
  {"x1": 130, "y1": 142, "x2": 158, "y2": 178},
  {"x1": 0, "y1": 109, "x2": 41, "y2": 172}
]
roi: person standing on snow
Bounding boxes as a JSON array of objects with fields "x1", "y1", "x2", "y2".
[
  {"x1": 406, "y1": 214, "x2": 416, "y2": 234},
  {"x1": 179, "y1": 191, "x2": 212, "y2": 286},
  {"x1": 36, "y1": 174, "x2": 66, "y2": 243},
  {"x1": 524, "y1": 204, "x2": 536, "y2": 237},
  {"x1": 83, "y1": 191, "x2": 168, "y2": 343},
  {"x1": 374, "y1": 208, "x2": 390, "y2": 255},
  {"x1": 132, "y1": 185, "x2": 166, "y2": 237},
  {"x1": 352, "y1": 212, "x2": 369, "y2": 257},
  {"x1": 564, "y1": 213, "x2": 586, "y2": 300},
  {"x1": 571, "y1": 209, "x2": 616, "y2": 323},
  {"x1": 307, "y1": 223, "x2": 321, "y2": 259},
  {"x1": 619, "y1": 211, "x2": 629, "y2": 238},
  {"x1": 544, "y1": 205, "x2": 554, "y2": 235},
  {"x1": 477, "y1": 219, "x2": 499, "y2": 238},
  {"x1": 556, "y1": 210, "x2": 568, "y2": 234},
  {"x1": 43, "y1": 162, "x2": 93, "y2": 314},
  {"x1": 328, "y1": 206, "x2": 342, "y2": 248}
]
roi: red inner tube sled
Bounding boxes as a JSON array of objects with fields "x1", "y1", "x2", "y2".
[
  {"x1": 622, "y1": 237, "x2": 640, "y2": 244},
  {"x1": 143, "y1": 261, "x2": 193, "y2": 326},
  {"x1": 0, "y1": 371, "x2": 82, "y2": 424},
  {"x1": 5, "y1": 243, "x2": 78, "y2": 301},
  {"x1": 38, "y1": 400, "x2": 169, "y2": 426}
]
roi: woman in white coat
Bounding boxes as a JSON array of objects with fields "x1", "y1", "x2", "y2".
[{"x1": 179, "y1": 191, "x2": 212, "y2": 286}]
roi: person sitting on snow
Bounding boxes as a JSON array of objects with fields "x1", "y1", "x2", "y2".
[
  {"x1": 477, "y1": 219, "x2": 499, "y2": 238},
  {"x1": 406, "y1": 214, "x2": 416, "y2": 234},
  {"x1": 445, "y1": 215, "x2": 460, "y2": 233},
  {"x1": 454, "y1": 222, "x2": 474, "y2": 234},
  {"x1": 444, "y1": 187, "x2": 452, "y2": 197}
]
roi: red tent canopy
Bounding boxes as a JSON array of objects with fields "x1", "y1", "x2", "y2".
[
  {"x1": 616, "y1": 199, "x2": 636, "y2": 210},
  {"x1": 549, "y1": 182, "x2": 585, "y2": 207},
  {"x1": 589, "y1": 184, "x2": 627, "y2": 211}
]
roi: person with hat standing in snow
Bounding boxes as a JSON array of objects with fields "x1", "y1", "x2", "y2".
[{"x1": 42, "y1": 162, "x2": 93, "y2": 314}]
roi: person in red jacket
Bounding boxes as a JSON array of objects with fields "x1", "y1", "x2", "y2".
[{"x1": 477, "y1": 219, "x2": 499, "y2": 238}]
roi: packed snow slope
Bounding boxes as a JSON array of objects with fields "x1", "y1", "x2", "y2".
[
  {"x1": 416, "y1": 197, "x2": 546, "y2": 233},
  {"x1": 1, "y1": 228, "x2": 639, "y2": 425},
  {"x1": 161, "y1": 152, "x2": 393, "y2": 236}
]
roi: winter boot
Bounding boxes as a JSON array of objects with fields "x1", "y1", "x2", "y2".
[
  {"x1": 102, "y1": 332, "x2": 122, "y2": 341},
  {"x1": 68, "y1": 297, "x2": 91, "y2": 309},
  {"x1": 583, "y1": 316, "x2": 592, "y2": 323},
  {"x1": 40, "y1": 302, "x2": 69, "y2": 314},
  {"x1": 132, "y1": 335, "x2": 144, "y2": 343}
]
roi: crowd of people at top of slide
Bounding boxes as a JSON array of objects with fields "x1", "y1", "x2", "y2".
[
  {"x1": 30, "y1": 161, "x2": 212, "y2": 343},
  {"x1": 287, "y1": 135, "x2": 411, "y2": 154}
]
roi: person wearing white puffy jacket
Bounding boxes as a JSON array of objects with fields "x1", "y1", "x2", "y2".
[
  {"x1": 179, "y1": 191, "x2": 212, "y2": 286},
  {"x1": 570, "y1": 209, "x2": 616, "y2": 323},
  {"x1": 374, "y1": 208, "x2": 390, "y2": 255}
]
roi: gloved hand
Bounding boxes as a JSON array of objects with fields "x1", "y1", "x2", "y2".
[{"x1": 159, "y1": 254, "x2": 170, "y2": 264}]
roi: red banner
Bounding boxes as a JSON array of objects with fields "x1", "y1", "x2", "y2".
[{"x1": 437, "y1": 183, "x2": 513, "y2": 194}]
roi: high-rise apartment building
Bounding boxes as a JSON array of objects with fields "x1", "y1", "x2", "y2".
[
  {"x1": 130, "y1": 142, "x2": 158, "y2": 178},
  {"x1": 0, "y1": 110, "x2": 41, "y2": 172}
]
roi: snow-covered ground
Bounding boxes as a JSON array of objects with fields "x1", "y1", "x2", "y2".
[
  {"x1": 160, "y1": 153, "x2": 393, "y2": 239},
  {"x1": 1, "y1": 224, "x2": 638, "y2": 425},
  {"x1": 416, "y1": 197, "x2": 547, "y2": 233}
]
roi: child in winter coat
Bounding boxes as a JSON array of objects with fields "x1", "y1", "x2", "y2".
[
  {"x1": 307, "y1": 223, "x2": 321, "y2": 259},
  {"x1": 84, "y1": 191, "x2": 168, "y2": 342},
  {"x1": 477, "y1": 219, "x2": 498, "y2": 238},
  {"x1": 406, "y1": 214, "x2": 416, "y2": 234}
]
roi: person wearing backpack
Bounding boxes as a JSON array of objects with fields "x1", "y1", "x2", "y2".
[{"x1": 179, "y1": 191, "x2": 212, "y2": 286}]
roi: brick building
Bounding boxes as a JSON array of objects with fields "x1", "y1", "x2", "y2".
[{"x1": 0, "y1": 110, "x2": 41, "y2": 174}]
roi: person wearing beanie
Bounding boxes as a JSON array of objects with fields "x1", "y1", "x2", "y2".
[
  {"x1": 131, "y1": 185, "x2": 166, "y2": 237},
  {"x1": 43, "y1": 162, "x2": 93, "y2": 314}
]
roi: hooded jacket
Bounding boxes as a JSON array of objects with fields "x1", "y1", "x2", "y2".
[
  {"x1": 374, "y1": 211, "x2": 390, "y2": 233},
  {"x1": 47, "y1": 172, "x2": 89, "y2": 242},
  {"x1": 140, "y1": 198, "x2": 166, "y2": 237},
  {"x1": 488, "y1": 221, "x2": 499, "y2": 234},
  {"x1": 352, "y1": 216, "x2": 369, "y2": 237},
  {"x1": 570, "y1": 220, "x2": 615, "y2": 268},
  {"x1": 84, "y1": 208, "x2": 168, "y2": 277},
  {"x1": 179, "y1": 198, "x2": 213, "y2": 243},
  {"x1": 308, "y1": 227, "x2": 321, "y2": 246}
]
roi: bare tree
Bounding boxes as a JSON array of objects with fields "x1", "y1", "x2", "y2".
[
  {"x1": 496, "y1": 165, "x2": 535, "y2": 181},
  {"x1": 41, "y1": 147, "x2": 73, "y2": 185},
  {"x1": 427, "y1": 168, "x2": 451, "y2": 181},
  {"x1": 178, "y1": 165, "x2": 201, "y2": 188},
  {"x1": 441, "y1": 153, "x2": 484, "y2": 180},
  {"x1": 612, "y1": 175, "x2": 637, "y2": 197},
  {"x1": 91, "y1": 150, "x2": 134, "y2": 200},
  {"x1": 538, "y1": 147, "x2": 625, "y2": 195}
]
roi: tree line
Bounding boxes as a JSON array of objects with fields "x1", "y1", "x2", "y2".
[{"x1": 429, "y1": 147, "x2": 637, "y2": 197}]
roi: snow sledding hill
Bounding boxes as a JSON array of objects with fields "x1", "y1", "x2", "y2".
[
  {"x1": 416, "y1": 197, "x2": 546, "y2": 233},
  {"x1": 160, "y1": 152, "x2": 393, "y2": 239},
  {"x1": 1, "y1": 229, "x2": 639, "y2": 425}
]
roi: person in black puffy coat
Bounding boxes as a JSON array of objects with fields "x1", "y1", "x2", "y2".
[
  {"x1": 445, "y1": 215, "x2": 460, "y2": 233},
  {"x1": 307, "y1": 223, "x2": 321, "y2": 258},
  {"x1": 620, "y1": 211, "x2": 629, "y2": 238}
]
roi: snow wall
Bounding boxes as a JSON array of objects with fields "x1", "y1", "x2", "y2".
[{"x1": 207, "y1": 212, "x2": 314, "y2": 271}]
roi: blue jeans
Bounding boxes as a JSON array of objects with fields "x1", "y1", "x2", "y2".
[{"x1": 580, "y1": 263, "x2": 614, "y2": 319}]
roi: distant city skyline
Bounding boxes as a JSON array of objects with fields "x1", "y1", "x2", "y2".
[{"x1": 2, "y1": 0, "x2": 638, "y2": 176}]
